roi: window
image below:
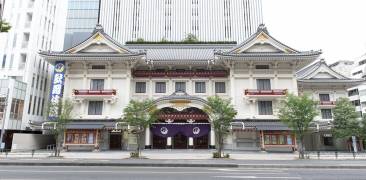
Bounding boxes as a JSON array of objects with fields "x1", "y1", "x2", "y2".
[
  {"x1": 65, "y1": 131, "x2": 95, "y2": 144},
  {"x1": 135, "y1": 82, "x2": 146, "y2": 93},
  {"x1": 258, "y1": 101, "x2": 273, "y2": 115},
  {"x1": 91, "y1": 65, "x2": 105, "y2": 69},
  {"x1": 155, "y1": 82, "x2": 166, "y2": 93},
  {"x1": 37, "y1": 97, "x2": 41, "y2": 115},
  {"x1": 348, "y1": 89, "x2": 359, "y2": 96},
  {"x1": 32, "y1": 96, "x2": 37, "y2": 115},
  {"x1": 175, "y1": 82, "x2": 186, "y2": 92},
  {"x1": 215, "y1": 82, "x2": 226, "y2": 93},
  {"x1": 90, "y1": 79, "x2": 104, "y2": 90},
  {"x1": 319, "y1": 94, "x2": 330, "y2": 101},
  {"x1": 28, "y1": 95, "x2": 32, "y2": 114},
  {"x1": 256, "y1": 79, "x2": 271, "y2": 90},
  {"x1": 351, "y1": 100, "x2": 360, "y2": 106},
  {"x1": 195, "y1": 82, "x2": 206, "y2": 93},
  {"x1": 264, "y1": 134, "x2": 292, "y2": 145},
  {"x1": 88, "y1": 101, "x2": 103, "y2": 115},
  {"x1": 321, "y1": 109, "x2": 332, "y2": 119},
  {"x1": 323, "y1": 136, "x2": 334, "y2": 146},
  {"x1": 255, "y1": 65, "x2": 269, "y2": 69}
]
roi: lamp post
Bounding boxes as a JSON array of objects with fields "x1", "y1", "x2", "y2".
[{"x1": 0, "y1": 89, "x2": 9, "y2": 150}]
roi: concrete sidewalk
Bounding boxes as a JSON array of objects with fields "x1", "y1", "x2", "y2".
[{"x1": 1, "y1": 150, "x2": 365, "y2": 160}]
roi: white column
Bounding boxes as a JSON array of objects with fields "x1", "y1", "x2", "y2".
[
  {"x1": 145, "y1": 126, "x2": 151, "y2": 149},
  {"x1": 210, "y1": 128, "x2": 215, "y2": 149},
  {"x1": 167, "y1": 137, "x2": 172, "y2": 149},
  {"x1": 188, "y1": 137, "x2": 194, "y2": 149}
]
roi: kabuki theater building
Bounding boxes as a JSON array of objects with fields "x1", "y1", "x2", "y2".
[{"x1": 40, "y1": 24, "x2": 362, "y2": 151}]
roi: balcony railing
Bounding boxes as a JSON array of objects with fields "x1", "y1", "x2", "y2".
[
  {"x1": 244, "y1": 89, "x2": 287, "y2": 96},
  {"x1": 319, "y1": 101, "x2": 336, "y2": 106},
  {"x1": 73, "y1": 89, "x2": 117, "y2": 96},
  {"x1": 133, "y1": 70, "x2": 228, "y2": 78},
  {"x1": 159, "y1": 114, "x2": 209, "y2": 120}
]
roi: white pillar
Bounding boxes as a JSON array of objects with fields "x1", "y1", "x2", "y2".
[
  {"x1": 188, "y1": 137, "x2": 194, "y2": 149},
  {"x1": 145, "y1": 126, "x2": 151, "y2": 149},
  {"x1": 167, "y1": 137, "x2": 172, "y2": 149},
  {"x1": 210, "y1": 128, "x2": 215, "y2": 149}
]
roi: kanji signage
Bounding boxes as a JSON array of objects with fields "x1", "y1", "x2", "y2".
[{"x1": 48, "y1": 61, "x2": 66, "y2": 120}]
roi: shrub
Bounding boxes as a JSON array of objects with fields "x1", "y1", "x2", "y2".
[{"x1": 130, "y1": 151, "x2": 140, "y2": 158}]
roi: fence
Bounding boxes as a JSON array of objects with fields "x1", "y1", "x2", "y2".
[
  {"x1": 305, "y1": 151, "x2": 366, "y2": 160},
  {"x1": 0, "y1": 144, "x2": 56, "y2": 158}
]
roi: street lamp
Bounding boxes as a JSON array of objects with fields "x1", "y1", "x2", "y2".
[{"x1": 0, "y1": 89, "x2": 9, "y2": 151}]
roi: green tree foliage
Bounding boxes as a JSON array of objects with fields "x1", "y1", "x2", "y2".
[
  {"x1": 278, "y1": 94, "x2": 318, "y2": 159},
  {"x1": 47, "y1": 99, "x2": 74, "y2": 157},
  {"x1": 204, "y1": 96, "x2": 237, "y2": 158},
  {"x1": 121, "y1": 99, "x2": 158, "y2": 157},
  {"x1": 183, "y1": 33, "x2": 198, "y2": 43},
  {"x1": 136, "y1": 38, "x2": 145, "y2": 43},
  {"x1": 0, "y1": 20, "x2": 11, "y2": 32},
  {"x1": 332, "y1": 97, "x2": 361, "y2": 139},
  {"x1": 360, "y1": 116, "x2": 366, "y2": 140}
]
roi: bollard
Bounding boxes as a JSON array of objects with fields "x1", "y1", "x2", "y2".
[
  {"x1": 335, "y1": 151, "x2": 338, "y2": 159},
  {"x1": 31, "y1": 150, "x2": 35, "y2": 158},
  {"x1": 317, "y1": 151, "x2": 320, "y2": 159}
]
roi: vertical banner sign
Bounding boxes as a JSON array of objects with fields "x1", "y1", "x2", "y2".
[{"x1": 48, "y1": 61, "x2": 66, "y2": 120}]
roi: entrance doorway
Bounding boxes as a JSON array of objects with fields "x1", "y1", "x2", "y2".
[
  {"x1": 153, "y1": 135, "x2": 167, "y2": 149},
  {"x1": 173, "y1": 133, "x2": 187, "y2": 149},
  {"x1": 194, "y1": 135, "x2": 209, "y2": 149},
  {"x1": 109, "y1": 133, "x2": 122, "y2": 150}
]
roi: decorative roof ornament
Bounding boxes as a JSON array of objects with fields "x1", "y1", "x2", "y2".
[
  {"x1": 257, "y1": 24, "x2": 269, "y2": 34},
  {"x1": 93, "y1": 24, "x2": 105, "y2": 34}
]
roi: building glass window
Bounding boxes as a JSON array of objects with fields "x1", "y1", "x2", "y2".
[
  {"x1": 258, "y1": 101, "x2": 273, "y2": 115},
  {"x1": 321, "y1": 109, "x2": 332, "y2": 119},
  {"x1": 348, "y1": 89, "x2": 359, "y2": 96},
  {"x1": 256, "y1": 79, "x2": 271, "y2": 90},
  {"x1": 264, "y1": 134, "x2": 292, "y2": 145},
  {"x1": 155, "y1": 82, "x2": 166, "y2": 93},
  {"x1": 65, "y1": 130, "x2": 95, "y2": 144},
  {"x1": 28, "y1": 95, "x2": 32, "y2": 114},
  {"x1": 175, "y1": 82, "x2": 186, "y2": 92},
  {"x1": 323, "y1": 136, "x2": 334, "y2": 146},
  {"x1": 135, "y1": 82, "x2": 146, "y2": 93},
  {"x1": 195, "y1": 82, "x2": 206, "y2": 93},
  {"x1": 88, "y1": 101, "x2": 103, "y2": 115},
  {"x1": 319, "y1": 94, "x2": 330, "y2": 101},
  {"x1": 215, "y1": 82, "x2": 226, "y2": 93},
  {"x1": 90, "y1": 79, "x2": 104, "y2": 90}
]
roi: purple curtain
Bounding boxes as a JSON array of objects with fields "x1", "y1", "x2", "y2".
[{"x1": 151, "y1": 124, "x2": 210, "y2": 138}]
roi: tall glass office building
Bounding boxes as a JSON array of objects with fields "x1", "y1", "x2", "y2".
[{"x1": 63, "y1": 0, "x2": 99, "y2": 50}]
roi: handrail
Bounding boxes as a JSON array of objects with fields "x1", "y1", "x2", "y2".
[{"x1": 244, "y1": 89, "x2": 287, "y2": 95}]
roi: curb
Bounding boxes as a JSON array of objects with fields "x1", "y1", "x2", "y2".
[
  {"x1": 238, "y1": 164, "x2": 366, "y2": 169},
  {"x1": 0, "y1": 162, "x2": 238, "y2": 168}
]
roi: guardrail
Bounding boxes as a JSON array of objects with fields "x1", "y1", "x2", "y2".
[{"x1": 305, "y1": 151, "x2": 366, "y2": 160}]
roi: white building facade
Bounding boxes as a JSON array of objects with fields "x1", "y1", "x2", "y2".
[
  {"x1": 99, "y1": 0, "x2": 263, "y2": 43},
  {"x1": 41, "y1": 24, "x2": 325, "y2": 151},
  {"x1": 0, "y1": 0, "x2": 67, "y2": 149}
]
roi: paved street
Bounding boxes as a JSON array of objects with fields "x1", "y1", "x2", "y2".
[{"x1": 0, "y1": 166, "x2": 365, "y2": 180}]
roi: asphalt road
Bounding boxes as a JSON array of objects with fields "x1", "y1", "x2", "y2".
[{"x1": 0, "y1": 166, "x2": 365, "y2": 180}]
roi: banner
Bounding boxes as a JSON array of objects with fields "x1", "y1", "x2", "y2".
[
  {"x1": 48, "y1": 61, "x2": 66, "y2": 120},
  {"x1": 151, "y1": 123, "x2": 210, "y2": 138}
]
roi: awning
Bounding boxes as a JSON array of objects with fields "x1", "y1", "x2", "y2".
[
  {"x1": 66, "y1": 124, "x2": 105, "y2": 130},
  {"x1": 233, "y1": 119, "x2": 291, "y2": 131}
]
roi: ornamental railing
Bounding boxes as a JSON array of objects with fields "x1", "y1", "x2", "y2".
[
  {"x1": 244, "y1": 89, "x2": 287, "y2": 96},
  {"x1": 159, "y1": 114, "x2": 209, "y2": 120},
  {"x1": 319, "y1": 101, "x2": 336, "y2": 105},
  {"x1": 73, "y1": 89, "x2": 117, "y2": 96},
  {"x1": 133, "y1": 70, "x2": 228, "y2": 78}
]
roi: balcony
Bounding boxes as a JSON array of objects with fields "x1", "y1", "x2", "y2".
[
  {"x1": 159, "y1": 113, "x2": 209, "y2": 120},
  {"x1": 244, "y1": 89, "x2": 287, "y2": 100},
  {"x1": 133, "y1": 70, "x2": 228, "y2": 78},
  {"x1": 319, "y1": 101, "x2": 336, "y2": 107},
  {"x1": 72, "y1": 89, "x2": 117, "y2": 103}
]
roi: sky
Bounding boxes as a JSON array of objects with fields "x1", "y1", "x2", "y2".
[{"x1": 262, "y1": 0, "x2": 366, "y2": 63}]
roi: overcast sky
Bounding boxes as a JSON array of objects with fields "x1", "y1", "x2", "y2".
[{"x1": 262, "y1": 0, "x2": 366, "y2": 63}]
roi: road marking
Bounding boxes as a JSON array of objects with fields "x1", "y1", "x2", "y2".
[
  {"x1": 214, "y1": 176, "x2": 301, "y2": 179},
  {"x1": 211, "y1": 168, "x2": 286, "y2": 173}
]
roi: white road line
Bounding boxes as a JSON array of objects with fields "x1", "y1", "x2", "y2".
[
  {"x1": 213, "y1": 176, "x2": 301, "y2": 179},
  {"x1": 210, "y1": 168, "x2": 286, "y2": 172}
]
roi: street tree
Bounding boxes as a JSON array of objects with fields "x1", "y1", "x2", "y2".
[
  {"x1": 0, "y1": 20, "x2": 11, "y2": 32},
  {"x1": 121, "y1": 99, "x2": 158, "y2": 157},
  {"x1": 47, "y1": 99, "x2": 73, "y2": 157},
  {"x1": 278, "y1": 94, "x2": 318, "y2": 159},
  {"x1": 332, "y1": 97, "x2": 361, "y2": 150},
  {"x1": 183, "y1": 33, "x2": 198, "y2": 43},
  {"x1": 204, "y1": 96, "x2": 237, "y2": 158}
]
